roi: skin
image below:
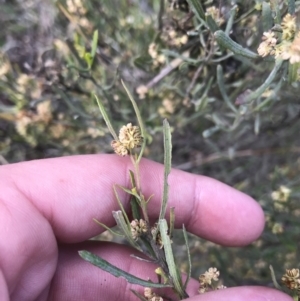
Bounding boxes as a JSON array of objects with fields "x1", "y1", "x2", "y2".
[{"x1": 0, "y1": 154, "x2": 292, "y2": 301}]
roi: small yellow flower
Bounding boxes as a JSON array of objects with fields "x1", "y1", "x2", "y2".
[
  {"x1": 272, "y1": 222, "x2": 284, "y2": 234},
  {"x1": 271, "y1": 185, "x2": 291, "y2": 202},
  {"x1": 144, "y1": 287, "x2": 153, "y2": 298},
  {"x1": 144, "y1": 287, "x2": 163, "y2": 301},
  {"x1": 258, "y1": 41, "x2": 273, "y2": 57},
  {"x1": 282, "y1": 269, "x2": 300, "y2": 290},
  {"x1": 206, "y1": 6, "x2": 225, "y2": 26},
  {"x1": 111, "y1": 124, "x2": 143, "y2": 156},
  {"x1": 119, "y1": 123, "x2": 143, "y2": 150},
  {"x1": 281, "y1": 14, "x2": 296, "y2": 41},
  {"x1": 257, "y1": 31, "x2": 277, "y2": 57},
  {"x1": 262, "y1": 31, "x2": 277, "y2": 46},
  {"x1": 205, "y1": 267, "x2": 220, "y2": 283},
  {"x1": 130, "y1": 219, "x2": 148, "y2": 240},
  {"x1": 198, "y1": 267, "x2": 220, "y2": 293},
  {"x1": 111, "y1": 140, "x2": 128, "y2": 156},
  {"x1": 274, "y1": 40, "x2": 292, "y2": 60}
]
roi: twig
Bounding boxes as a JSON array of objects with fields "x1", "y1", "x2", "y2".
[{"x1": 145, "y1": 50, "x2": 190, "y2": 89}]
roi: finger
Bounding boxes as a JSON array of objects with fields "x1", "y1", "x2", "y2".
[
  {"x1": 49, "y1": 241, "x2": 199, "y2": 301},
  {"x1": 1, "y1": 154, "x2": 264, "y2": 246},
  {"x1": 184, "y1": 286, "x2": 293, "y2": 301},
  {"x1": 49, "y1": 241, "x2": 292, "y2": 301},
  {"x1": 0, "y1": 192, "x2": 57, "y2": 301},
  {"x1": 0, "y1": 270, "x2": 9, "y2": 301}
]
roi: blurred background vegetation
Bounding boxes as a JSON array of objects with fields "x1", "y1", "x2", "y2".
[{"x1": 0, "y1": 0, "x2": 300, "y2": 293}]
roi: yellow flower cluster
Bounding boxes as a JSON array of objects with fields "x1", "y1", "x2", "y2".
[
  {"x1": 144, "y1": 287, "x2": 163, "y2": 301},
  {"x1": 111, "y1": 123, "x2": 143, "y2": 156},
  {"x1": 198, "y1": 267, "x2": 226, "y2": 293},
  {"x1": 130, "y1": 219, "x2": 148, "y2": 240},
  {"x1": 257, "y1": 14, "x2": 300, "y2": 64},
  {"x1": 206, "y1": 6, "x2": 225, "y2": 26},
  {"x1": 271, "y1": 185, "x2": 291, "y2": 202},
  {"x1": 282, "y1": 268, "x2": 300, "y2": 290}
]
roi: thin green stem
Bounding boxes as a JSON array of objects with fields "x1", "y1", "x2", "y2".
[
  {"x1": 245, "y1": 60, "x2": 283, "y2": 103},
  {"x1": 121, "y1": 80, "x2": 146, "y2": 164},
  {"x1": 217, "y1": 65, "x2": 238, "y2": 113}
]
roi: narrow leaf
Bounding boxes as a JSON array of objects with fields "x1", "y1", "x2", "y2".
[
  {"x1": 159, "y1": 219, "x2": 188, "y2": 299},
  {"x1": 113, "y1": 185, "x2": 131, "y2": 226},
  {"x1": 79, "y1": 251, "x2": 172, "y2": 288},
  {"x1": 116, "y1": 184, "x2": 141, "y2": 201},
  {"x1": 269, "y1": 265, "x2": 283, "y2": 290},
  {"x1": 129, "y1": 170, "x2": 137, "y2": 187},
  {"x1": 113, "y1": 211, "x2": 142, "y2": 251},
  {"x1": 262, "y1": 2, "x2": 273, "y2": 31},
  {"x1": 225, "y1": 5, "x2": 237, "y2": 35},
  {"x1": 206, "y1": 14, "x2": 219, "y2": 33},
  {"x1": 93, "y1": 218, "x2": 123, "y2": 237},
  {"x1": 94, "y1": 94, "x2": 118, "y2": 140},
  {"x1": 130, "y1": 196, "x2": 141, "y2": 220},
  {"x1": 270, "y1": 0, "x2": 281, "y2": 24},
  {"x1": 288, "y1": 0, "x2": 295, "y2": 14},
  {"x1": 217, "y1": 64, "x2": 238, "y2": 113},
  {"x1": 245, "y1": 60, "x2": 283, "y2": 102},
  {"x1": 169, "y1": 207, "x2": 175, "y2": 240},
  {"x1": 186, "y1": 0, "x2": 205, "y2": 20},
  {"x1": 121, "y1": 80, "x2": 146, "y2": 163},
  {"x1": 214, "y1": 30, "x2": 259, "y2": 59},
  {"x1": 91, "y1": 29, "x2": 98, "y2": 58},
  {"x1": 288, "y1": 62, "x2": 299, "y2": 84},
  {"x1": 159, "y1": 119, "x2": 172, "y2": 221},
  {"x1": 182, "y1": 225, "x2": 192, "y2": 290}
]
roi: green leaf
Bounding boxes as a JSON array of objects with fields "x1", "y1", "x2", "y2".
[
  {"x1": 269, "y1": 265, "x2": 283, "y2": 290},
  {"x1": 84, "y1": 52, "x2": 92, "y2": 68},
  {"x1": 121, "y1": 80, "x2": 146, "y2": 163},
  {"x1": 206, "y1": 14, "x2": 219, "y2": 33},
  {"x1": 244, "y1": 60, "x2": 283, "y2": 102},
  {"x1": 225, "y1": 5, "x2": 237, "y2": 35},
  {"x1": 115, "y1": 184, "x2": 141, "y2": 201},
  {"x1": 186, "y1": 0, "x2": 205, "y2": 21},
  {"x1": 113, "y1": 185, "x2": 131, "y2": 226},
  {"x1": 112, "y1": 211, "x2": 142, "y2": 251},
  {"x1": 182, "y1": 225, "x2": 192, "y2": 291},
  {"x1": 288, "y1": 62, "x2": 299, "y2": 84},
  {"x1": 159, "y1": 219, "x2": 188, "y2": 299},
  {"x1": 158, "y1": 119, "x2": 172, "y2": 221},
  {"x1": 262, "y1": 2, "x2": 273, "y2": 31},
  {"x1": 169, "y1": 207, "x2": 175, "y2": 240},
  {"x1": 94, "y1": 94, "x2": 118, "y2": 140},
  {"x1": 130, "y1": 196, "x2": 141, "y2": 220},
  {"x1": 288, "y1": 0, "x2": 295, "y2": 14},
  {"x1": 187, "y1": 0, "x2": 219, "y2": 33},
  {"x1": 91, "y1": 29, "x2": 98, "y2": 58},
  {"x1": 79, "y1": 250, "x2": 172, "y2": 288},
  {"x1": 93, "y1": 218, "x2": 123, "y2": 237},
  {"x1": 214, "y1": 30, "x2": 259, "y2": 59},
  {"x1": 217, "y1": 64, "x2": 238, "y2": 113},
  {"x1": 270, "y1": 0, "x2": 281, "y2": 24}
]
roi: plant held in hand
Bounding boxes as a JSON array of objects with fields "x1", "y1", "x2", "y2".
[{"x1": 79, "y1": 81, "x2": 225, "y2": 300}]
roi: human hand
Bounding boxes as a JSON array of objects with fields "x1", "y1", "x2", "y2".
[{"x1": 0, "y1": 154, "x2": 292, "y2": 301}]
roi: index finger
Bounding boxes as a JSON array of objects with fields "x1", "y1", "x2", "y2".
[{"x1": 1, "y1": 154, "x2": 264, "y2": 246}]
